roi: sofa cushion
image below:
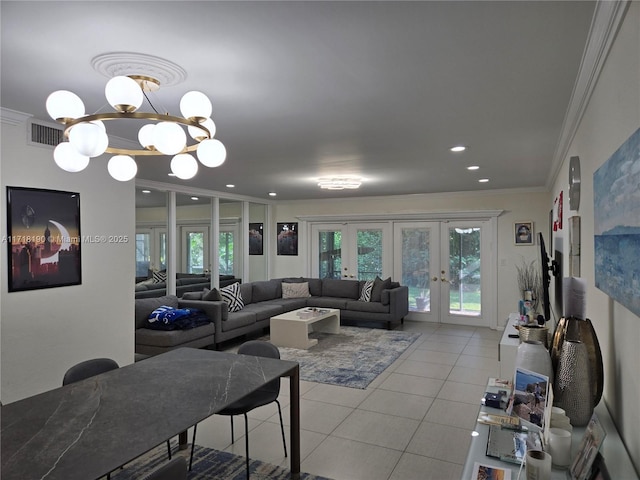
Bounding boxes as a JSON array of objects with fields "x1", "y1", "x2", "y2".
[
  {"x1": 306, "y1": 296, "x2": 349, "y2": 309},
  {"x1": 359, "y1": 280, "x2": 374, "y2": 301},
  {"x1": 371, "y1": 276, "x2": 392, "y2": 302},
  {"x1": 322, "y1": 279, "x2": 359, "y2": 299},
  {"x1": 345, "y1": 300, "x2": 390, "y2": 314},
  {"x1": 135, "y1": 295, "x2": 179, "y2": 329},
  {"x1": 240, "y1": 283, "x2": 253, "y2": 304},
  {"x1": 282, "y1": 281, "x2": 311, "y2": 298},
  {"x1": 203, "y1": 288, "x2": 222, "y2": 301},
  {"x1": 241, "y1": 302, "x2": 284, "y2": 321},
  {"x1": 180, "y1": 291, "x2": 203, "y2": 300},
  {"x1": 221, "y1": 311, "x2": 256, "y2": 332},
  {"x1": 252, "y1": 280, "x2": 280, "y2": 303},
  {"x1": 152, "y1": 270, "x2": 167, "y2": 283},
  {"x1": 220, "y1": 282, "x2": 244, "y2": 312},
  {"x1": 135, "y1": 322, "x2": 215, "y2": 348}
]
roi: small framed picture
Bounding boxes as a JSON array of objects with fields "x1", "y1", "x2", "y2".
[{"x1": 514, "y1": 221, "x2": 534, "y2": 245}]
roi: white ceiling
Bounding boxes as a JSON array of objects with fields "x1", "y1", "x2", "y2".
[{"x1": 1, "y1": 1, "x2": 596, "y2": 201}]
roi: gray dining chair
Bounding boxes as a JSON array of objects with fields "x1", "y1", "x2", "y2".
[
  {"x1": 189, "y1": 340, "x2": 287, "y2": 479},
  {"x1": 141, "y1": 456, "x2": 187, "y2": 480},
  {"x1": 62, "y1": 358, "x2": 173, "y2": 477}
]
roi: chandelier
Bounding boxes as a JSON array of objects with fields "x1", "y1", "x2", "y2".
[
  {"x1": 317, "y1": 177, "x2": 362, "y2": 190},
  {"x1": 46, "y1": 75, "x2": 226, "y2": 181}
]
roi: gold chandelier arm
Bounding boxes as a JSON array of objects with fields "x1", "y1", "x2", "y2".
[{"x1": 62, "y1": 112, "x2": 210, "y2": 156}]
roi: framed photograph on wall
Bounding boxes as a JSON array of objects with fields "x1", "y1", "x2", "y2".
[
  {"x1": 276, "y1": 222, "x2": 298, "y2": 255},
  {"x1": 249, "y1": 222, "x2": 263, "y2": 255},
  {"x1": 6, "y1": 187, "x2": 81, "y2": 292},
  {"x1": 514, "y1": 221, "x2": 534, "y2": 245}
]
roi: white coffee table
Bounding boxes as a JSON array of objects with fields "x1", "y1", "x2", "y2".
[{"x1": 270, "y1": 308, "x2": 340, "y2": 349}]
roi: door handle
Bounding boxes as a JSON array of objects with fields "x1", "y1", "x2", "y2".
[{"x1": 441, "y1": 277, "x2": 449, "y2": 283}]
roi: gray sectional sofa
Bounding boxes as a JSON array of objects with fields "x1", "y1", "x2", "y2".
[
  {"x1": 179, "y1": 277, "x2": 409, "y2": 349},
  {"x1": 134, "y1": 276, "x2": 408, "y2": 355},
  {"x1": 134, "y1": 274, "x2": 240, "y2": 299}
]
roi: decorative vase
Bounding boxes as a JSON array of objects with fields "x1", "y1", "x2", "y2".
[
  {"x1": 550, "y1": 316, "x2": 603, "y2": 407},
  {"x1": 515, "y1": 340, "x2": 553, "y2": 382},
  {"x1": 519, "y1": 324, "x2": 549, "y2": 348},
  {"x1": 554, "y1": 340, "x2": 593, "y2": 426}
]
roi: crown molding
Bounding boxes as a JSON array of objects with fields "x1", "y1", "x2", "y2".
[
  {"x1": 547, "y1": 0, "x2": 631, "y2": 189},
  {"x1": 1, "y1": 107, "x2": 32, "y2": 126}
]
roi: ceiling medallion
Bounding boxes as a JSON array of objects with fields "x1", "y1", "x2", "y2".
[{"x1": 91, "y1": 52, "x2": 187, "y2": 87}]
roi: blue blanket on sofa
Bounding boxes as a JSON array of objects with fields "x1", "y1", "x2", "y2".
[{"x1": 147, "y1": 306, "x2": 211, "y2": 330}]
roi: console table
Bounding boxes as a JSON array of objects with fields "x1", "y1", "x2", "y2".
[{"x1": 1, "y1": 348, "x2": 301, "y2": 480}]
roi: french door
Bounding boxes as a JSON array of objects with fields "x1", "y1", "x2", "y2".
[
  {"x1": 311, "y1": 223, "x2": 392, "y2": 281},
  {"x1": 394, "y1": 221, "x2": 490, "y2": 326}
]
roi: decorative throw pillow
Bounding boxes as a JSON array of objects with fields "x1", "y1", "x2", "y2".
[
  {"x1": 220, "y1": 282, "x2": 244, "y2": 312},
  {"x1": 203, "y1": 287, "x2": 223, "y2": 302},
  {"x1": 370, "y1": 276, "x2": 392, "y2": 303},
  {"x1": 359, "y1": 279, "x2": 374, "y2": 302},
  {"x1": 282, "y1": 282, "x2": 311, "y2": 299},
  {"x1": 152, "y1": 270, "x2": 167, "y2": 284}
]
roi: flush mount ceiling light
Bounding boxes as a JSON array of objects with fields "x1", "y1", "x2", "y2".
[
  {"x1": 46, "y1": 53, "x2": 227, "y2": 181},
  {"x1": 317, "y1": 177, "x2": 362, "y2": 190}
]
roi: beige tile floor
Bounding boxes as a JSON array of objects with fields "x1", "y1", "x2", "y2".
[{"x1": 190, "y1": 320, "x2": 502, "y2": 480}]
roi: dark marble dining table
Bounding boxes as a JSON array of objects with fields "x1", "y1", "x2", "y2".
[{"x1": 1, "y1": 347, "x2": 300, "y2": 480}]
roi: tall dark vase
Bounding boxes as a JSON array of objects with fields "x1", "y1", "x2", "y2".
[{"x1": 550, "y1": 316, "x2": 603, "y2": 407}]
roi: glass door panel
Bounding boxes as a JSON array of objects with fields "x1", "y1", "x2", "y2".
[
  {"x1": 440, "y1": 221, "x2": 489, "y2": 326},
  {"x1": 135, "y1": 231, "x2": 151, "y2": 278},
  {"x1": 394, "y1": 222, "x2": 440, "y2": 323},
  {"x1": 316, "y1": 227, "x2": 343, "y2": 279},
  {"x1": 182, "y1": 228, "x2": 208, "y2": 274},
  {"x1": 356, "y1": 229, "x2": 383, "y2": 280},
  {"x1": 219, "y1": 230, "x2": 235, "y2": 276}
]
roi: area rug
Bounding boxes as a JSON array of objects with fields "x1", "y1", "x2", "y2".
[
  {"x1": 112, "y1": 443, "x2": 332, "y2": 480},
  {"x1": 260, "y1": 326, "x2": 422, "y2": 389}
]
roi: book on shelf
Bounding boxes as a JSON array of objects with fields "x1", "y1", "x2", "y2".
[{"x1": 477, "y1": 413, "x2": 520, "y2": 427}]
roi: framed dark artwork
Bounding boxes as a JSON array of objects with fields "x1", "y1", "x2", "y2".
[
  {"x1": 277, "y1": 222, "x2": 298, "y2": 256},
  {"x1": 514, "y1": 221, "x2": 534, "y2": 245},
  {"x1": 249, "y1": 222, "x2": 263, "y2": 255},
  {"x1": 6, "y1": 187, "x2": 81, "y2": 292}
]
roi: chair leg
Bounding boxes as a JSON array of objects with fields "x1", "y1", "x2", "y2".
[
  {"x1": 230, "y1": 415, "x2": 235, "y2": 443},
  {"x1": 244, "y1": 413, "x2": 250, "y2": 480},
  {"x1": 167, "y1": 439, "x2": 172, "y2": 460},
  {"x1": 275, "y1": 399, "x2": 287, "y2": 457},
  {"x1": 189, "y1": 424, "x2": 198, "y2": 471}
]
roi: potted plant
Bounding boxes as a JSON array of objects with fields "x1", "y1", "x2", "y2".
[{"x1": 516, "y1": 258, "x2": 542, "y2": 313}]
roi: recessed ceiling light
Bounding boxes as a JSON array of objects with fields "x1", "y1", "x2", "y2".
[
  {"x1": 467, "y1": 166, "x2": 480, "y2": 171},
  {"x1": 450, "y1": 145, "x2": 466, "y2": 153},
  {"x1": 268, "y1": 192, "x2": 277, "y2": 197},
  {"x1": 141, "y1": 189, "x2": 151, "y2": 193},
  {"x1": 226, "y1": 184, "x2": 235, "y2": 188},
  {"x1": 191, "y1": 196, "x2": 199, "y2": 201},
  {"x1": 478, "y1": 178, "x2": 489, "y2": 183}
]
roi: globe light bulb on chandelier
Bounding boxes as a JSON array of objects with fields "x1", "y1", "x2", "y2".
[{"x1": 46, "y1": 75, "x2": 226, "y2": 181}]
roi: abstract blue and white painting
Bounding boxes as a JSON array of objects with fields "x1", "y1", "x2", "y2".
[{"x1": 593, "y1": 127, "x2": 640, "y2": 317}]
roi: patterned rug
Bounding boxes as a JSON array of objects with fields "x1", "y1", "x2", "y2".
[
  {"x1": 259, "y1": 326, "x2": 422, "y2": 389},
  {"x1": 111, "y1": 444, "x2": 331, "y2": 480}
]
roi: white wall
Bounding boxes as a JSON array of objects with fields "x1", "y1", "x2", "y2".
[
  {"x1": 1, "y1": 113, "x2": 135, "y2": 404},
  {"x1": 550, "y1": 2, "x2": 640, "y2": 471},
  {"x1": 272, "y1": 189, "x2": 551, "y2": 326}
]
